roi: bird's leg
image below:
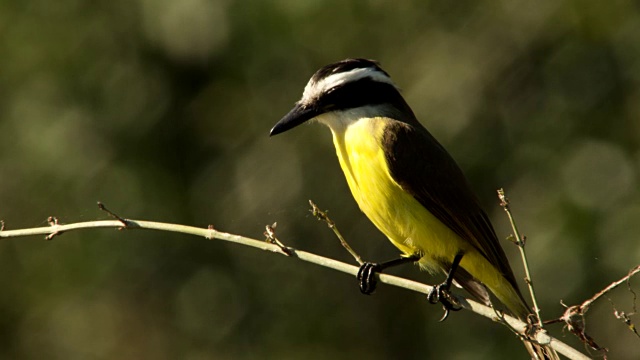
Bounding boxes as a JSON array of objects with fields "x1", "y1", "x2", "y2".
[
  {"x1": 357, "y1": 254, "x2": 422, "y2": 295},
  {"x1": 428, "y1": 252, "x2": 464, "y2": 321}
]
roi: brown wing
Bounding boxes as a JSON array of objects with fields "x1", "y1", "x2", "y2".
[{"x1": 381, "y1": 120, "x2": 523, "y2": 301}]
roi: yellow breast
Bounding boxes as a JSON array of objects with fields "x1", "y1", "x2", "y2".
[
  {"x1": 322, "y1": 115, "x2": 527, "y2": 315},
  {"x1": 328, "y1": 117, "x2": 478, "y2": 273}
]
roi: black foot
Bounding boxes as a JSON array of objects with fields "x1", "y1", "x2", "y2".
[
  {"x1": 427, "y1": 283, "x2": 462, "y2": 321},
  {"x1": 356, "y1": 254, "x2": 421, "y2": 295},
  {"x1": 425, "y1": 252, "x2": 465, "y2": 321},
  {"x1": 357, "y1": 262, "x2": 381, "y2": 295}
]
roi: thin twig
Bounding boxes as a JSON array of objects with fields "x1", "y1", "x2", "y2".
[
  {"x1": 97, "y1": 201, "x2": 132, "y2": 227},
  {"x1": 498, "y1": 188, "x2": 543, "y2": 328},
  {"x1": 549, "y1": 265, "x2": 640, "y2": 354},
  {"x1": 0, "y1": 209, "x2": 590, "y2": 360},
  {"x1": 610, "y1": 301, "x2": 639, "y2": 339},
  {"x1": 263, "y1": 222, "x2": 294, "y2": 256},
  {"x1": 45, "y1": 216, "x2": 62, "y2": 240},
  {"x1": 309, "y1": 200, "x2": 364, "y2": 265},
  {"x1": 581, "y1": 265, "x2": 640, "y2": 313}
]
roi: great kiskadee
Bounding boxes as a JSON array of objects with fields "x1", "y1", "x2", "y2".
[{"x1": 270, "y1": 59, "x2": 558, "y2": 359}]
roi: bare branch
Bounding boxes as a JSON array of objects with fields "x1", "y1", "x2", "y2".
[
  {"x1": 264, "y1": 222, "x2": 294, "y2": 256},
  {"x1": 550, "y1": 265, "x2": 640, "y2": 355},
  {"x1": 309, "y1": 200, "x2": 364, "y2": 265},
  {"x1": 0, "y1": 208, "x2": 591, "y2": 360},
  {"x1": 497, "y1": 188, "x2": 544, "y2": 328},
  {"x1": 582, "y1": 265, "x2": 640, "y2": 313},
  {"x1": 97, "y1": 201, "x2": 132, "y2": 227}
]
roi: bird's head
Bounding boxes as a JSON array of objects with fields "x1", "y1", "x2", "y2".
[{"x1": 270, "y1": 58, "x2": 408, "y2": 136}]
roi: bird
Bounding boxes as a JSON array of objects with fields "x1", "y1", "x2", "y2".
[{"x1": 270, "y1": 58, "x2": 558, "y2": 359}]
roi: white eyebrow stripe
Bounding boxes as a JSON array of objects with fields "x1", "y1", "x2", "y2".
[{"x1": 301, "y1": 67, "x2": 395, "y2": 104}]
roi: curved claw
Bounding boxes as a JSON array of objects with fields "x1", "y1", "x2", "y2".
[
  {"x1": 428, "y1": 284, "x2": 461, "y2": 322},
  {"x1": 357, "y1": 262, "x2": 381, "y2": 295},
  {"x1": 437, "y1": 302, "x2": 462, "y2": 322},
  {"x1": 438, "y1": 307, "x2": 450, "y2": 322}
]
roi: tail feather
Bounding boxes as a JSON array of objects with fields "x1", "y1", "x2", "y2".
[{"x1": 452, "y1": 266, "x2": 491, "y2": 306}]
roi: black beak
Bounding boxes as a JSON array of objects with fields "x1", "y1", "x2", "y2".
[{"x1": 270, "y1": 103, "x2": 320, "y2": 136}]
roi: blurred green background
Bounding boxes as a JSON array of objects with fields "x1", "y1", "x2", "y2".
[{"x1": 1, "y1": 0, "x2": 639, "y2": 359}]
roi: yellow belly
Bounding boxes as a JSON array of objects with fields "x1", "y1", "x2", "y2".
[
  {"x1": 325, "y1": 116, "x2": 528, "y2": 316},
  {"x1": 330, "y1": 117, "x2": 474, "y2": 273}
]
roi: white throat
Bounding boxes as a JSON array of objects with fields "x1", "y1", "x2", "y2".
[{"x1": 314, "y1": 105, "x2": 389, "y2": 134}]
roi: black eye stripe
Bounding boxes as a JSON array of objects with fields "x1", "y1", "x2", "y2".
[{"x1": 316, "y1": 77, "x2": 402, "y2": 111}]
